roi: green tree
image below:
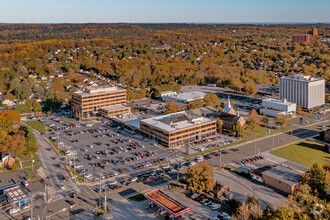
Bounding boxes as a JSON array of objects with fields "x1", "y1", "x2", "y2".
[
  {"x1": 273, "y1": 207, "x2": 294, "y2": 220},
  {"x1": 203, "y1": 93, "x2": 219, "y2": 108},
  {"x1": 216, "y1": 119, "x2": 223, "y2": 131},
  {"x1": 32, "y1": 102, "x2": 42, "y2": 112},
  {"x1": 302, "y1": 163, "x2": 328, "y2": 196},
  {"x1": 247, "y1": 195, "x2": 259, "y2": 205},
  {"x1": 183, "y1": 161, "x2": 216, "y2": 193}
]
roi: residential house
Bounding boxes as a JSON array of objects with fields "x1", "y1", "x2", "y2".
[{"x1": 0, "y1": 151, "x2": 15, "y2": 168}]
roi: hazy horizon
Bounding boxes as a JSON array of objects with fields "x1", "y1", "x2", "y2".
[{"x1": 1, "y1": 0, "x2": 329, "y2": 23}]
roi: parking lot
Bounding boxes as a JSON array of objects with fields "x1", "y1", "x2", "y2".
[{"x1": 46, "y1": 119, "x2": 179, "y2": 182}]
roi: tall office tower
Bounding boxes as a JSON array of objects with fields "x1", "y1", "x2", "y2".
[{"x1": 279, "y1": 74, "x2": 325, "y2": 110}]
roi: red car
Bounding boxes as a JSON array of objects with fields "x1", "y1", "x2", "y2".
[{"x1": 196, "y1": 195, "x2": 205, "y2": 201}]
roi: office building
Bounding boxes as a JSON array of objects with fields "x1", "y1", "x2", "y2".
[
  {"x1": 292, "y1": 35, "x2": 310, "y2": 44},
  {"x1": 279, "y1": 74, "x2": 325, "y2": 110},
  {"x1": 312, "y1": 27, "x2": 318, "y2": 36},
  {"x1": 140, "y1": 111, "x2": 216, "y2": 148},
  {"x1": 260, "y1": 98, "x2": 296, "y2": 117},
  {"x1": 71, "y1": 86, "x2": 129, "y2": 120}
]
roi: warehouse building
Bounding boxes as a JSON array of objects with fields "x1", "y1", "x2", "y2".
[
  {"x1": 140, "y1": 111, "x2": 216, "y2": 148},
  {"x1": 262, "y1": 166, "x2": 302, "y2": 194}
]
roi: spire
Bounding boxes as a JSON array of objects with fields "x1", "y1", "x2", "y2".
[{"x1": 227, "y1": 95, "x2": 231, "y2": 108}]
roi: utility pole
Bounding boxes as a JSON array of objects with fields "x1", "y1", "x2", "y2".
[
  {"x1": 104, "y1": 192, "x2": 107, "y2": 212},
  {"x1": 31, "y1": 152, "x2": 34, "y2": 172},
  {"x1": 272, "y1": 130, "x2": 275, "y2": 150},
  {"x1": 99, "y1": 172, "x2": 102, "y2": 208},
  {"x1": 219, "y1": 150, "x2": 222, "y2": 168},
  {"x1": 254, "y1": 134, "x2": 257, "y2": 155},
  {"x1": 30, "y1": 194, "x2": 33, "y2": 219}
]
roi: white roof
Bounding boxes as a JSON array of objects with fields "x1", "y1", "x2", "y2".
[
  {"x1": 165, "y1": 91, "x2": 206, "y2": 102},
  {"x1": 141, "y1": 111, "x2": 215, "y2": 132},
  {"x1": 262, "y1": 98, "x2": 296, "y2": 106},
  {"x1": 282, "y1": 74, "x2": 324, "y2": 82}
]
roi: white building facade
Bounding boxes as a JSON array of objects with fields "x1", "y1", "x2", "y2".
[{"x1": 279, "y1": 74, "x2": 325, "y2": 110}]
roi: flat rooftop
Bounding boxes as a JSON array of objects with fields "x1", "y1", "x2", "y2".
[
  {"x1": 250, "y1": 165, "x2": 272, "y2": 177},
  {"x1": 74, "y1": 86, "x2": 125, "y2": 97},
  {"x1": 165, "y1": 91, "x2": 206, "y2": 102},
  {"x1": 100, "y1": 104, "x2": 129, "y2": 111},
  {"x1": 140, "y1": 111, "x2": 215, "y2": 132},
  {"x1": 263, "y1": 98, "x2": 295, "y2": 106},
  {"x1": 282, "y1": 74, "x2": 324, "y2": 82},
  {"x1": 144, "y1": 190, "x2": 190, "y2": 217},
  {"x1": 262, "y1": 165, "x2": 303, "y2": 186}
]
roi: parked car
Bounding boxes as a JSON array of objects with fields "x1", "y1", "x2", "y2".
[{"x1": 191, "y1": 193, "x2": 200, "y2": 199}]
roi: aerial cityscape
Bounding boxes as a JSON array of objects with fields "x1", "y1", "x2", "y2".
[{"x1": 0, "y1": 1, "x2": 329, "y2": 220}]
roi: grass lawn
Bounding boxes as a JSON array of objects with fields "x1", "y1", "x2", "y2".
[
  {"x1": 271, "y1": 140, "x2": 330, "y2": 167},
  {"x1": 20, "y1": 152, "x2": 40, "y2": 168},
  {"x1": 25, "y1": 120, "x2": 51, "y2": 133}
]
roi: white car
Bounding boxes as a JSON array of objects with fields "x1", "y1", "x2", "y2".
[
  {"x1": 196, "y1": 156, "x2": 203, "y2": 162},
  {"x1": 107, "y1": 180, "x2": 117, "y2": 186},
  {"x1": 217, "y1": 212, "x2": 231, "y2": 220},
  {"x1": 60, "y1": 183, "x2": 65, "y2": 190},
  {"x1": 74, "y1": 165, "x2": 83, "y2": 169},
  {"x1": 9, "y1": 207, "x2": 20, "y2": 214},
  {"x1": 210, "y1": 203, "x2": 221, "y2": 210},
  {"x1": 88, "y1": 144, "x2": 93, "y2": 148},
  {"x1": 191, "y1": 193, "x2": 200, "y2": 199},
  {"x1": 130, "y1": 177, "x2": 138, "y2": 182},
  {"x1": 84, "y1": 173, "x2": 92, "y2": 178},
  {"x1": 22, "y1": 204, "x2": 31, "y2": 210},
  {"x1": 198, "y1": 147, "x2": 204, "y2": 152}
]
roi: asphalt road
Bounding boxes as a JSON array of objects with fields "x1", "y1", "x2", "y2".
[
  {"x1": 205, "y1": 120, "x2": 329, "y2": 168},
  {"x1": 35, "y1": 132, "x2": 80, "y2": 201}
]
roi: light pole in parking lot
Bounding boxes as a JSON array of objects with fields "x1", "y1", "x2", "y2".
[
  {"x1": 254, "y1": 134, "x2": 257, "y2": 155},
  {"x1": 219, "y1": 150, "x2": 222, "y2": 168}
]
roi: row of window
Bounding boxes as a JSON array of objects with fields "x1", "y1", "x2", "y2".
[{"x1": 82, "y1": 94, "x2": 126, "y2": 103}]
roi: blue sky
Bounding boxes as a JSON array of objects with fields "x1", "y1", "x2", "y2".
[{"x1": 0, "y1": 0, "x2": 329, "y2": 23}]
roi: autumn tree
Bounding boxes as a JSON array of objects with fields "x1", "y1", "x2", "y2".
[
  {"x1": 275, "y1": 114, "x2": 288, "y2": 127},
  {"x1": 296, "y1": 105, "x2": 302, "y2": 115},
  {"x1": 245, "y1": 80, "x2": 257, "y2": 95},
  {"x1": 232, "y1": 202, "x2": 263, "y2": 220},
  {"x1": 165, "y1": 100, "x2": 181, "y2": 114},
  {"x1": 127, "y1": 89, "x2": 136, "y2": 100},
  {"x1": 302, "y1": 162, "x2": 329, "y2": 197},
  {"x1": 247, "y1": 109, "x2": 260, "y2": 128},
  {"x1": 261, "y1": 115, "x2": 269, "y2": 125},
  {"x1": 183, "y1": 161, "x2": 216, "y2": 193},
  {"x1": 0, "y1": 110, "x2": 21, "y2": 135},
  {"x1": 203, "y1": 93, "x2": 219, "y2": 108}
]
